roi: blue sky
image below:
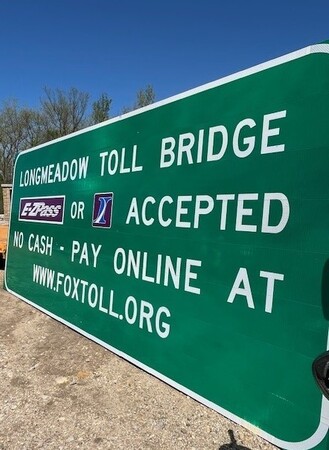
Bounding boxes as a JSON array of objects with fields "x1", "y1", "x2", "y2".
[{"x1": 0, "y1": 0, "x2": 329, "y2": 115}]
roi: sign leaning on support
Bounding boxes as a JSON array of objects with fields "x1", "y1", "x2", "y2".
[{"x1": 5, "y1": 41, "x2": 329, "y2": 450}]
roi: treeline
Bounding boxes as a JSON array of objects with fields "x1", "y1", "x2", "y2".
[{"x1": 0, "y1": 85, "x2": 155, "y2": 184}]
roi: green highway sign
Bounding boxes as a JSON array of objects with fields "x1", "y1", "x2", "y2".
[{"x1": 5, "y1": 41, "x2": 329, "y2": 449}]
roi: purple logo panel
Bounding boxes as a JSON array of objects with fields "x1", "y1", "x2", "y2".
[
  {"x1": 92, "y1": 193, "x2": 113, "y2": 228},
  {"x1": 19, "y1": 196, "x2": 65, "y2": 224}
]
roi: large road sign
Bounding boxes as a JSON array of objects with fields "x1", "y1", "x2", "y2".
[{"x1": 5, "y1": 41, "x2": 329, "y2": 449}]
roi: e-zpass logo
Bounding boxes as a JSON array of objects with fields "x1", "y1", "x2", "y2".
[{"x1": 19, "y1": 196, "x2": 65, "y2": 224}]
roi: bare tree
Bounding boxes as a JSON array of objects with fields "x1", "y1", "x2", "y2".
[
  {"x1": 91, "y1": 93, "x2": 112, "y2": 125},
  {"x1": 41, "y1": 87, "x2": 89, "y2": 138},
  {"x1": 20, "y1": 109, "x2": 46, "y2": 148},
  {"x1": 122, "y1": 84, "x2": 156, "y2": 114},
  {"x1": 0, "y1": 100, "x2": 35, "y2": 183},
  {"x1": 135, "y1": 84, "x2": 155, "y2": 108}
]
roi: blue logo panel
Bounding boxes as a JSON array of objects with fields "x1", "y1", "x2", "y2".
[{"x1": 92, "y1": 192, "x2": 113, "y2": 228}]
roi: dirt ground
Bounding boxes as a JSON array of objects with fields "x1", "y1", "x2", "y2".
[{"x1": 0, "y1": 268, "x2": 277, "y2": 450}]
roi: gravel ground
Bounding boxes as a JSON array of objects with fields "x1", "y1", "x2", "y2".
[{"x1": 0, "y1": 269, "x2": 278, "y2": 450}]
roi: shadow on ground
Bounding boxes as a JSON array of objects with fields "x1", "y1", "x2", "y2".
[{"x1": 218, "y1": 430, "x2": 252, "y2": 450}]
